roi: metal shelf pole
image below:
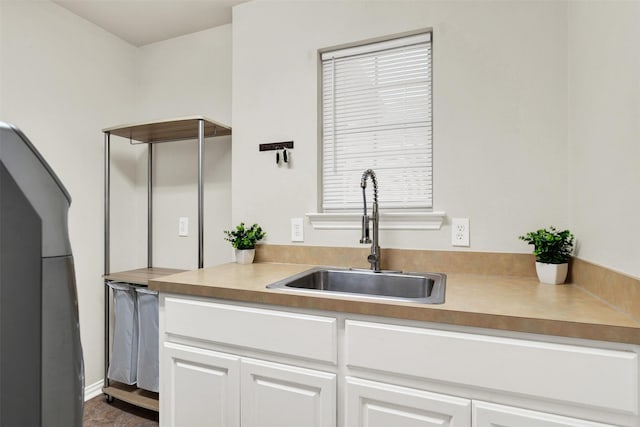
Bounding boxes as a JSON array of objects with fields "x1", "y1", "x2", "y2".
[
  {"x1": 198, "y1": 119, "x2": 204, "y2": 269},
  {"x1": 103, "y1": 131, "x2": 111, "y2": 390},
  {"x1": 104, "y1": 132, "x2": 110, "y2": 275},
  {"x1": 148, "y1": 144, "x2": 153, "y2": 268}
]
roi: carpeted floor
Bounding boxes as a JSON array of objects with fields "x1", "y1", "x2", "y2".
[{"x1": 83, "y1": 395, "x2": 159, "y2": 426}]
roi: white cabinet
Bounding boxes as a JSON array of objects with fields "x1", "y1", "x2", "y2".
[
  {"x1": 160, "y1": 295, "x2": 640, "y2": 427},
  {"x1": 241, "y1": 358, "x2": 336, "y2": 427},
  {"x1": 160, "y1": 295, "x2": 338, "y2": 427},
  {"x1": 161, "y1": 342, "x2": 336, "y2": 427},
  {"x1": 162, "y1": 342, "x2": 240, "y2": 427},
  {"x1": 473, "y1": 401, "x2": 617, "y2": 427},
  {"x1": 346, "y1": 377, "x2": 471, "y2": 427}
]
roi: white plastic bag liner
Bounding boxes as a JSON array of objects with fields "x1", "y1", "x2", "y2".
[
  {"x1": 135, "y1": 287, "x2": 159, "y2": 392},
  {"x1": 106, "y1": 282, "x2": 138, "y2": 385}
]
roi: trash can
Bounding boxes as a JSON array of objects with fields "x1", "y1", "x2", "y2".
[
  {"x1": 135, "y1": 287, "x2": 159, "y2": 392},
  {"x1": 106, "y1": 282, "x2": 138, "y2": 385}
]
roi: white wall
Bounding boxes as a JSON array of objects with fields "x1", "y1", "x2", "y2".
[
  {"x1": 129, "y1": 25, "x2": 233, "y2": 270},
  {"x1": 232, "y1": 0, "x2": 569, "y2": 253},
  {"x1": 0, "y1": 0, "x2": 137, "y2": 393},
  {"x1": 135, "y1": 25, "x2": 232, "y2": 123},
  {"x1": 568, "y1": 1, "x2": 640, "y2": 278}
]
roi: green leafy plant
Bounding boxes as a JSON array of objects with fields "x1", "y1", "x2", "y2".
[
  {"x1": 224, "y1": 222, "x2": 266, "y2": 250},
  {"x1": 518, "y1": 226, "x2": 574, "y2": 264}
]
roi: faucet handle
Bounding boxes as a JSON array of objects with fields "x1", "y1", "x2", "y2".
[
  {"x1": 367, "y1": 254, "x2": 379, "y2": 266},
  {"x1": 360, "y1": 215, "x2": 371, "y2": 244}
]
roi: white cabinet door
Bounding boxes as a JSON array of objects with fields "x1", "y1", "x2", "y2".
[
  {"x1": 346, "y1": 377, "x2": 471, "y2": 427},
  {"x1": 161, "y1": 342, "x2": 240, "y2": 427},
  {"x1": 241, "y1": 358, "x2": 337, "y2": 427},
  {"x1": 473, "y1": 401, "x2": 617, "y2": 427}
]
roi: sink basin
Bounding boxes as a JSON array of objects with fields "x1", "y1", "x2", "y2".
[{"x1": 266, "y1": 267, "x2": 446, "y2": 304}]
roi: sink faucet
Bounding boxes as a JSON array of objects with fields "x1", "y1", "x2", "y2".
[{"x1": 360, "y1": 169, "x2": 381, "y2": 272}]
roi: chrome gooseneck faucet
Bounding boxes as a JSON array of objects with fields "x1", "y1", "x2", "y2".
[{"x1": 360, "y1": 169, "x2": 381, "y2": 272}]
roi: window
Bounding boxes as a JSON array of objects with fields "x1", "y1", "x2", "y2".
[{"x1": 320, "y1": 32, "x2": 433, "y2": 212}]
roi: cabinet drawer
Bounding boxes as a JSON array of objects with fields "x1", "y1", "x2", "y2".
[
  {"x1": 165, "y1": 297, "x2": 337, "y2": 363},
  {"x1": 346, "y1": 320, "x2": 638, "y2": 414}
]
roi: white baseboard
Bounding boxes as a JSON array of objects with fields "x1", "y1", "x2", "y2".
[{"x1": 84, "y1": 379, "x2": 104, "y2": 401}]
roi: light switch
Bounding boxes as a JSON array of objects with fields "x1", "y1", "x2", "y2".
[
  {"x1": 178, "y1": 217, "x2": 189, "y2": 237},
  {"x1": 291, "y1": 217, "x2": 304, "y2": 242}
]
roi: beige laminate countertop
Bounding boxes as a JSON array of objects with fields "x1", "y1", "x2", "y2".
[{"x1": 149, "y1": 262, "x2": 640, "y2": 345}]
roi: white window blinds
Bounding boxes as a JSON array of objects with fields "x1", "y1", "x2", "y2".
[{"x1": 321, "y1": 32, "x2": 432, "y2": 211}]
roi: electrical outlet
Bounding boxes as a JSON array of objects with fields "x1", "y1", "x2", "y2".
[
  {"x1": 291, "y1": 217, "x2": 304, "y2": 242},
  {"x1": 178, "y1": 217, "x2": 189, "y2": 237},
  {"x1": 452, "y1": 218, "x2": 469, "y2": 247}
]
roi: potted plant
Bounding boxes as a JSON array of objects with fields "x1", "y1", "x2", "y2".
[
  {"x1": 224, "y1": 222, "x2": 266, "y2": 264},
  {"x1": 518, "y1": 226, "x2": 575, "y2": 284}
]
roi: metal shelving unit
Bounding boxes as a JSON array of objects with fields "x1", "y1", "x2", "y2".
[{"x1": 102, "y1": 116, "x2": 232, "y2": 411}]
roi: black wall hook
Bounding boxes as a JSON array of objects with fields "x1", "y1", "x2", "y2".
[
  {"x1": 259, "y1": 141, "x2": 294, "y2": 152},
  {"x1": 261, "y1": 141, "x2": 293, "y2": 166}
]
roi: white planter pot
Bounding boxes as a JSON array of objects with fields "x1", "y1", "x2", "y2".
[
  {"x1": 235, "y1": 249, "x2": 255, "y2": 265},
  {"x1": 535, "y1": 262, "x2": 568, "y2": 285}
]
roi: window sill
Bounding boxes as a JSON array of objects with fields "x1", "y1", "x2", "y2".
[{"x1": 306, "y1": 211, "x2": 446, "y2": 230}]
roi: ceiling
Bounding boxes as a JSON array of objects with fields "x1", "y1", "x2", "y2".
[{"x1": 53, "y1": 0, "x2": 249, "y2": 47}]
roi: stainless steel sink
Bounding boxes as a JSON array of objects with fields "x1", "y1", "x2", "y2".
[{"x1": 267, "y1": 267, "x2": 446, "y2": 304}]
